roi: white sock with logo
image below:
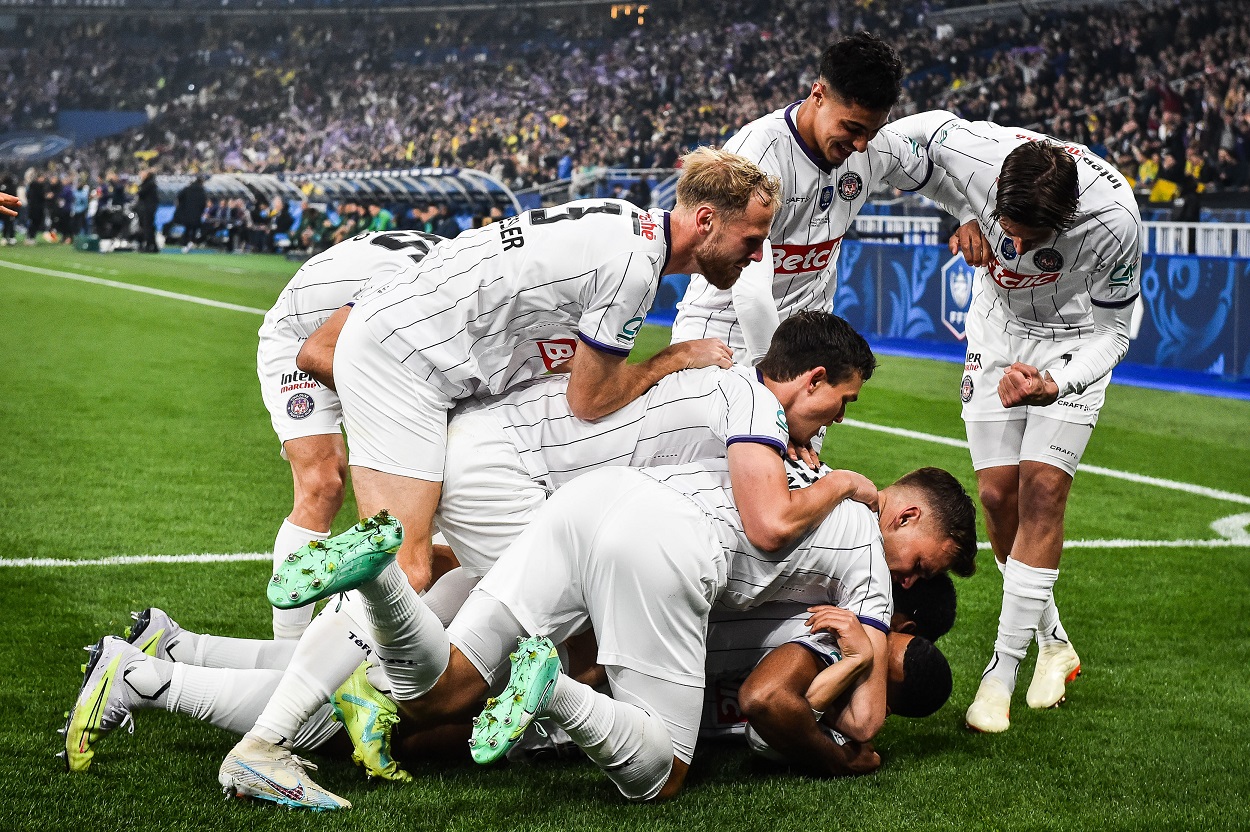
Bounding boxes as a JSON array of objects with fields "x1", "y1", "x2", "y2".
[
  {"x1": 271, "y1": 519, "x2": 330, "y2": 640},
  {"x1": 982, "y1": 558, "x2": 1058, "y2": 692},
  {"x1": 166, "y1": 631, "x2": 298, "y2": 670},
  {"x1": 248, "y1": 605, "x2": 373, "y2": 747},
  {"x1": 356, "y1": 561, "x2": 450, "y2": 701}
]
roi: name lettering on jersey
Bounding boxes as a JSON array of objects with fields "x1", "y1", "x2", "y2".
[
  {"x1": 632, "y1": 212, "x2": 660, "y2": 240},
  {"x1": 538, "y1": 339, "x2": 578, "y2": 372},
  {"x1": 986, "y1": 255, "x2": 1061, "y2": 290},
  {"x1": 500, "y1": 215, "x2": 525, "y2": 250},
  {"x1": 772, "y1": 238, "x2": 841, "y2": 276},
  {"x1": 619, "y1": 316, "x2": 644, "y2": 342},
  {"x1": 785, "y1": 195, "x2": 812, "y2": 204},
  {"x1": 1013, "y1": 133, "x2": 1124, "y2": 190}
]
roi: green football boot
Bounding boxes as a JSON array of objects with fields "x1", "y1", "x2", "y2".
[
  {"x1": 470, "y1": 635, "x2": 561, "y2": 765},
  {"x1": 267, "y1": 510, "x2": 403, "y2": 609},
  {"x1": 331, "y1": 662, "x2": 411, "y2": 782}
]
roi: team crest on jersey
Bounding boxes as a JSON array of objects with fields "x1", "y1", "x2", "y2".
[
  {"x1": 286, "y1": 392, "x2": 315, "y2": 420},
  {"x1": 961, "y1": 375, "x2": 974, "y2": 403},
  {"x1": 538, "y1": 339, "x2": 577, "y2": 372},
  {"x1": 819, "y1": 185, "x2": 835, "y2": 210},
  {"x1": 999, "y1": 237, "x2": 1018, "y2": 260},
  {"x1": 837, "y1": 173, "x2": 863, "y2": 201},
  {"x1": 1032, "y1": 248, "x2": 1064, "y2": 272}
]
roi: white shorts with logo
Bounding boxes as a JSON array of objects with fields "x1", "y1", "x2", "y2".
[
  {"x1": 435, "y1": 406, "x2": 549, "y2": 577},
  {"x1": 449, "y1": 467, "x2": 727, "y2": 689},
  {"x1": 257, "y1": 321, "x2": 344, "y2": 452},
  {"x1": 334, "y1": 310, "x2": 455, "y2": 481},
  {"x1": 961, "y1": 308, "x2": 1106, "y2": 477}
]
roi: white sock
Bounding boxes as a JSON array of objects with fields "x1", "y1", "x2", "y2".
[
  {"x1": 250, "y1": 605, "x2": 375, "y2": 747},
  {"x1": 120, "y1": 653, "x2": 174, "y2": 710},
  {"x1": 171, "y1": 632, "x2": 299, "y2": 670},
  {"x1": 1035, "y1": 591, "x2": 1070, "y2": 647},
  {"x1": 422, "y1": 567, "x2": 479, "y2": 627},
  {"x1": 983, "y1": 558, "x2": 1059, "y2": 692},
  {"x1": 357, "y1": 561, "x2": 450, "y2": 701},
  {"x1": 272, "y1": 519, "x2": 330, "y2": 639},
  {"x1": 543, "y1": 674, "x2": 673, "y2": 801}
]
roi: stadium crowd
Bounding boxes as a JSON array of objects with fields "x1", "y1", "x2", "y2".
[{"x1": 3, "y1": 0, "x2": 1249, "y2": 247}]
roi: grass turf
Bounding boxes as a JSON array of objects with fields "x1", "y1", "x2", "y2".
[{"x1": 1, "y1": 244, "x2": 1248, "y2": 830}]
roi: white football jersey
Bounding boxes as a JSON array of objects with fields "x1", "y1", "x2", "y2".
[
  {"x1": 673, "y1": 102, "x2": 939, "y2": 350},
  {"x1": 260, "y1": 230, "x2": 442, "y2": 339},
  {"x1": 475, "y1": 364, "x2": 789, "y2": 489},
  {"x1": 354, "y1": 199, "x2": 669, "y2": 399},
  {"x1": 915, "y1": 115, "x2": 1142, "y2": 340},
  {"x1": 641, "y1": 459, "x2": 893, "y2": 630}
]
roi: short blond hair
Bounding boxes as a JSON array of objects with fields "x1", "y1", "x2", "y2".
[{"x1": 675, "y1": 146, "x2": 780, "y2": 220}]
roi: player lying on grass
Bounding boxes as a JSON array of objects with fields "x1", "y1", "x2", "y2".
[
  {"x1": 55, "y1": 576, "x2": 955, "y2": 797},
  {"x1": 62, "y1": 311, "x2": 878, "y2": 780},
  {"x1": 217, "y1": 460, "x2": 975, "y2": 807},
  {"x1": 887, "y1": 110, "x2": 1142, "y2": 732},
  {"x1": 288, "y1": 147, "x2": 776, "y2": 608},
  {"x1": 257, "y1": 230, "x2": 443, "y2": 642}
]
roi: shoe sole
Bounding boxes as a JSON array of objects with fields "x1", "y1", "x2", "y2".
[
  {"x1": 471, "y1": 637, "x2": 559, "y2": 765},
  {"x1": 267, "y1": 511, "x2": 402, "y2": 609}
]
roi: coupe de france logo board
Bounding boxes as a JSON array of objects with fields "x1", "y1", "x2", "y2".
[{"x1": 942, "y1": 253, "x2": 976, "y2": 339}]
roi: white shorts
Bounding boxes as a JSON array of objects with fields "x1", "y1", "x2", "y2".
[
  {"x1": 334, "y1": 310, "x2": 454, "y2": 480},
  {"x1": 450, "y1": 467, "x2": 726, "y2": 688},
  {"x1": 435, "y1": 407, "x2": 548, "y2": 577},
  {"x1": 257, "y1": 321, "x2": 343, "y2": 451},
  {"x1": 965, "y1": 415, "x2": 1092, "y2": 477}
]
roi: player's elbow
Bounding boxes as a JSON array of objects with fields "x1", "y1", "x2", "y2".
[
  {"x1": 740, "y1": 514, "x2": 797, "y2": 553},
  {"x1": 296, "y1": 338, "x2": 336, "y2": 390},
  {"x1": 565, "y1": 387, "x2": 614, "y2": 422}
]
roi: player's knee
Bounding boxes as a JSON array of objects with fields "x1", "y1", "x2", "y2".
[
  {"x1": 976, "y1": 479, "x2": 1017, "y2": 518},
  {"x1": 737, "y1": 674, "x2": 799, "y2": 727},
  {"x1": 300, "y1": 467, "x2": 346, "y2": 514},
  {"x1": 1018, "y1": 468, "x2": 1071, "y2": 517}
]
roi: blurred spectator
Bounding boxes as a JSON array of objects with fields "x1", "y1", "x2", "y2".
[
  {"x1": 434, "y1": 203, "x2": 461, "y2": 239},
  {"x1": 366, "y1": 202, "x2": 396, "y2": 232},
  {"x1": 174, "y1": 176, "x2": 208, "y2": 251},
  {"x1": 1216, "y1": 147, "x2": 1248, "y2": 190},
  {"x1": 25, "y1": 173, "x2": 47, "y2": 245},
  {"x1": 294, "y1": 199, "x2": 328, "y2": 253},
  {"x1": 136, "y1": 170, "x2": 160, "y2": 252},
  {"x1": 0, "y1": 173, "x2": 15, "y2": 244}
]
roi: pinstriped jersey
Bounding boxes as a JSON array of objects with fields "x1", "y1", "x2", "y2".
[
  {"x1": 353, "y1": 199, "x2": 669, "y2": 399},
  {"x1": 921, "y1": 115, "x2": 1142, "y2": 340},
  {"x1": 260, "y1": 230, "x2": 442, "y2": 340},
  {"x1": 673, "y1": 102, "x2": 937, "y2": 350},
  {"x1": 475, "y1": 364, "x2": 788, "y2": 489},
  {"x1": 641, "y1": 458, "x2": 893, "y2": 628}
]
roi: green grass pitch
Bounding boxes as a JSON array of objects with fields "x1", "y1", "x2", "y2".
[{"x1": 1, "y1": 245, "x2": 1248, "y2": 831}]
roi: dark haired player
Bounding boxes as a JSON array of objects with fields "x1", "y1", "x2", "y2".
[
  {"x1": 889, "y1": 112, "x2": 1142, "y2": 733},
  {"x1": 672, "y1": 32, "x2": 968, "y2": 368}
]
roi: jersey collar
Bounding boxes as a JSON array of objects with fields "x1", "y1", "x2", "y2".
[
  {"x1": 660, "y1": 209, "x2": 672, "y2": 274},
  {"x1": 784, "y1": 101, "x2": 834, "y2": 175}
]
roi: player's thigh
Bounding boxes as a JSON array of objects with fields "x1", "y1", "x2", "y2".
[
  {"x1": 607, "y1": 665, "x2": 704, "y2": 766},
  {"x1": 436, "y1": 408, "x2": 547, "y2": 578},
  {"x1": 965, "y1": 418, "x2": 1027, "y2": 471},
  {"x1": 581, "y1": 472, "x2": 725, "y2": 688},
  {"x1": 334, "y1": 310, "x2": 451, "y2": 481},
  {"x1": 258, "y1": 324, "x2": 343, "y2": 454},
  {"x1": 1019, "y1": 414, "x2": 1095, "y2": 478}
]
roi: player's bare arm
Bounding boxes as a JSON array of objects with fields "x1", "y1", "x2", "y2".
[
  {"x1": 949, "y1": 220, "x2": 992, "y2": 267},
  {"x1": 295, "y1": 304, "x2": 353, "y2": 390},
  {"x1": 729, "y1": 442, "x2": 877, "y2": 552},
  {"x1": 802, "y1": 606, "x2": 875, "y2": 710},
  {"x1": 821, "y1": 623, "x2": 887, "y2": 742},
  {"x1": 563, "y1": 337, "x2": 732, "y2": 421}
]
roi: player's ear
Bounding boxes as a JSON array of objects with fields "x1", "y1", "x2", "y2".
[
  {"x1": 695, "y1": 204, "x2": 716, "y2": 235},
  {"x1": 896, "y1": 505, "x2": 922, "y2": 528}
]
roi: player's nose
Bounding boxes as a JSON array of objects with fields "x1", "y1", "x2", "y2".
[
  {"x1": 853, "y1": 135, "x2": 870, "y2": 153},
  {"x1": 749, "y1": 244, "x2": 764, "y2": 262},
  {"x1": 1012, "y1": 235, "x2": 1029, "y2": 255}
]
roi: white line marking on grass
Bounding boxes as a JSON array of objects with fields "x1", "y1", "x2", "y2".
[
  {"x1": 842, "y1": 418, "x2": 1250, "y2": 505},
  {"x1": 0, "y1": 259, "x2": 267, "y2": 315},
  {"x1": 976, "y1": 539, "x2": 1249, "y2": 551},
  {"x1": 0, "y1": 553, "x2": 270, "y2": 568},
  {"x1": 1211, "y1": 512, "x2": 1250, "y2": 543}
]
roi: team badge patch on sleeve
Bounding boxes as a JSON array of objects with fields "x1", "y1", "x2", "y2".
[
  {"x1": 1032, "y1": 248, "x2": 1064, "y2": 272},
  {"x1": 286, "y1": 392, "x2": 315, "y2": 420},
  {"x1": 837, "y1": 172, "x2": 863, "y2": 201},
  {"x1": 961, "y1": 375, "x2": 974, "y2": 403}
]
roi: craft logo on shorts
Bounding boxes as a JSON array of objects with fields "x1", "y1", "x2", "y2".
[
  {"x1": 538, "y1": 338, "x2": 577, "y2": 371},
  {"x1": 999, "y1": 237, "x2": 1018, "y2": 260},
  {"x1": 1032, "y1": 248, "x2": 1064, "y2": 272},
  {"x1": 819, "y1": 185, "x2": 835, "y2": 210},
  {"x1": 961, "y1": 375, "x2": 974, "y2": 403},
  {"x1": 837, "y1": 172, "x2": 863, "y2": 201},
  {"x1": 286, "y1": 392, "x2": 315, "y2": 420}
]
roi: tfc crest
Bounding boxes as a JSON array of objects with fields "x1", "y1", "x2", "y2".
[
  {"x1": 837, "y1": 172, "x2": 863, "y2": 201},
  {"x1": 1032, "y1": 248, "x2": 1065, "y2": 272},
  {"x1": 941, "y1": 253, "x2": 976, "y2": 339},
  {"x1": 538, "y1": 338, "x2": 577, "y2": 371},
  {"x1": 286, "y1": 392, "x2": 315, "y2": 420}
]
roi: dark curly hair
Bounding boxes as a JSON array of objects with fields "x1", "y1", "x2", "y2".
[{"x1": 819, "y1": 32, "x2": 905, "y2": 112}]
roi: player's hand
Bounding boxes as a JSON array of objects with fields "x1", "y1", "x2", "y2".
[
  {"x1": 805, "y1": 605, "x2": 872, "y2": 666},
  {"x1": 949, "y1": 220, "x2": 991, "y2": 267},
  {"x1": 998, "y1": 361, "x2": 1060, "y2": 407},
  {"x1": 674, "y1": 338, "x2": 733, "y2": 370},
  {"x1": 842, "y1": 740, "x2": 882, "y2": 774},
  {"x1": 0, "y1": 192, "x2": 19, "y2": 218},
  {"x1": 786, "y1": 437, "x2": 820, "y2": 468},
  {"x1": 831, "y1": 469, "x2": 878, "y2": 513}
]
